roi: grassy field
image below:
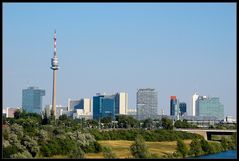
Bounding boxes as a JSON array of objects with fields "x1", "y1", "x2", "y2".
[{"x1": 85, "y1": 140, "x2": 192, "y2": 158}]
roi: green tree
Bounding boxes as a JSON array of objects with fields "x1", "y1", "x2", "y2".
[
  {"x1": 142, "y1": 118, "x2": 153, "y2": 129},
  {"x1": 38, "y1": 129, "x2": 49, "y2": 144},
  {"x1": 102, "y1": 146, "x2": 116, "y2": 159},
  {"x1": 66, "y1": 139, "x2": 85, "y2": 158},
  {"x1": 200, "y1": 139, "x2": 210, "y2": 154},
  {"x1": 174, "y1": 120, "x2": 183, "y2": 128},
  {"x1": 14, "y1": 109, "x2": 22, "y2": 119},
  {"x1": 176, "y1": 139, "x2": 188, "y2": 158},
  {"x1": 161, "y1": 117, "x2": 173, "y2": 130},
  {"x1": 221, "y1": 137, "x2": 229, "y2": 151},
  {"x1": 42, "y1": 110, "x2": 50, "y2": 125},
  {"x1": 116, "y1": 115, "x2": 139, "y2": 128},
  {"x1": 59, "y1": 114, "x2": 68, "y2": 121},
  {"x1": 86, "y1": 119, "x2": 98, "y2": 128},
  {"x1": 101, "y1": 116, "x2": 112, "y2": 124},
  {"x1": 230, "y1": 133, "x2": 237, "y2": 149},
  {"x1": 189, "y1": 138, "x2": 203, "y2": 156},
  {"x1": 10, "y1": 123, "x2": 24, "y2": 140},
  {"x1": 3, "y1": 126, "x2": 10, "y2": 140},
  {"x1": 130, "y1": 134, "x2": 151, "y2": 158},
  {"x1": 10, "y1": 150, "x2": 33, "y2": 158},
  {"x1": 21, "y1": 135, "x2": 39, "y2": 157},
  {"x1": 3, "y1": 145, "x2": 19, "y2": 158}
]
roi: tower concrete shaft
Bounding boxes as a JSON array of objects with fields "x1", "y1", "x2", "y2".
[
  {"x1": 52, "y1": 69, "x2": 57, "y2": 117},
  {"x1": 51, "y1": 30, "x2": 59, "y2": 118}
]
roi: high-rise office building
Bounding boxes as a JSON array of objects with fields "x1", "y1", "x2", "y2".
[
  {"x1": 196, "y1": 95, "x2": 207, "y2": 116},
  {"x1": 93, "y1": 92, "x2": 128, "y2": 120},
  {"x1": 22, "y1": 86, "x2": 45, "y2": 114},
  {"x1": 136, "y1": 88, "x2": 158, "y2": 120},
  {"x1": 170, "y1": 96, "x2": 178, "y2": 116},
  {"x1": 179, "y1": 102, "x2": 187, "y2": 116},
  {"x1": 115, "y1": 92, "x2": 128, "y2": 115},
  {"x1": 93, "y1": 94, "x2": 104, "y2": 120},
  {"x1": 192, "y1": 93, "x2": 199, "y2": 116},
  {"x1": 93, "y1": 94, "x2": 115, "y2": 120},
  {"x1": 197, "y1": 97, "x2": 224, "y2": 120}
]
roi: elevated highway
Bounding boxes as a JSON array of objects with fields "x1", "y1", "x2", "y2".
[{"x1": 175, "y1": 128, "x2": 237, "y2": 140}]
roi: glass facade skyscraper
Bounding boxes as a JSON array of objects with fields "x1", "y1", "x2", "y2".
[
  {"x1": 22, "y1": 86, "x2": 45, "y2": 114},
  {"x1": 93, "y1": 95, "x2": 104, "y2": 120},
  {"x1": 137, "y1": 88, "x2": 158, "y2": 120},
  {"x1": 93, "y1": 92, "x2": 128, "y2": 120},
  {"x1": 101, "y1": 95, "x2": 116, "y2": 118},
  {"x1": 198, "y1": 97, "x2": 224, "y2": 120}
]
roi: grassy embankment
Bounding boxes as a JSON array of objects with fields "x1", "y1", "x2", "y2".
[{"x1": 85, "y1": 140, "x2": 192, "y2": 158}]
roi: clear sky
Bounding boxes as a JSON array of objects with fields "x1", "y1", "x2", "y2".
[{"x1": 3, "y1": 3, "x2": 236, "y2": 117}]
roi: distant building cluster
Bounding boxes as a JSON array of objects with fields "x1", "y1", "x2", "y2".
[
  {"x1": 192, "y1": 93, "x2": 224, "y2": 121},
  {"x1": 3, "y1": 32, "x2": 232, "y2": 124},
  {"x1": 3, "y1": 86, "x2": 230, "y2": 122},
  {"x1": 170, "y1": 96, "x2": 187, "y2": 117}
]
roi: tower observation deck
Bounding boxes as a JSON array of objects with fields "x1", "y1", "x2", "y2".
[{"x1": 51, "y1": 30, "x2": 59, "y2": 70}]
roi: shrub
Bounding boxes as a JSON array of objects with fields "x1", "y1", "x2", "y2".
[
  {"x1": 176, "y1": 139, "x2": 188, "y2": 158},
  {"x1": 161, "y1": 117, "x2": 173, "y2": 130},
  {"x1": 102, "y1": 146, "x2": 116, "y2": 159},
  {"x1": 200, "y1": 139, "x2": 210, "y2": 154},
  {"x1": 130, "y1": 134, "x2": 151, "y2": 158},
  {"x1": 10, "y1": 150, "x2": 33, "y2": 158},
  {"x1": 189, "y1": 138, "x2": 203, "y2": 156},
  {"x1": 220, "y1": 137, "x2": 229, "y2": 151}
]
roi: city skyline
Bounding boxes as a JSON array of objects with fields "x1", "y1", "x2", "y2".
[{"x1": 3, "y1": 3, "x2": 236, "y2": 117}]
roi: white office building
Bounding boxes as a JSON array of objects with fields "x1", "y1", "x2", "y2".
[
  {"x1": 116, "y1": 92, "x2": 128, "y2": 115},
  {"x1": 192, "y1": 93, "x2": 199, "y2": 116}
]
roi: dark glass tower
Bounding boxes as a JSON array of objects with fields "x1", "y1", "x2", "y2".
[
  {"x1": 93, "y1": 94, "x2": 115, "y2": 120},
  {"x1": 170, "y1": 96, "x2": 177, "y2": 116},
  {"x1": 179, "y1": 102, "x2": 187, "y2": 116}
]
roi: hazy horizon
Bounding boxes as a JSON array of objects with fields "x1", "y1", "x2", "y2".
[{"x1": 3, "y1": 3, "x2": 236, "y2": 118}]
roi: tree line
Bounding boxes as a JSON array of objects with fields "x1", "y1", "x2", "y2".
[{"x1": 2, "y1": 110, "x2": 237, "y2": 158}]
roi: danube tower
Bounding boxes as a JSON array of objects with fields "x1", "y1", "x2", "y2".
[{"x1": 51, "y1": 30, "x2": 59, "y2": 117}]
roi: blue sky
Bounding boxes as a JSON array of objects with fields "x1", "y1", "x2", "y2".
[{"x1": 3, "y1": 3, "x2": 236, "y2": 117}]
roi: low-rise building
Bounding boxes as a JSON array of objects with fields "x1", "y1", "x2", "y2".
[
  {"x1": 225, "y1": 116, "x2": 236, "y2": 123},
  {"x1": 44, "y1": 105, "x2": 68, "y2": 119},
  {"x1": 69, "y1": 98, "x2": 93, "y2": 120},
  {"x1": 4, "y1": 107, "x2": 21, "y2": 118}
]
